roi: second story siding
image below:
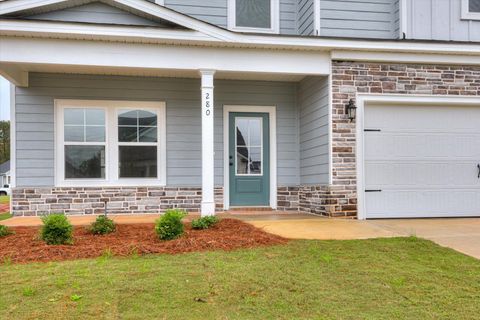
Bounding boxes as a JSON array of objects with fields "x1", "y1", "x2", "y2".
[
  {"x1": 162, "y1": 0, "x2": 298, "y2": 34},
  {"x1": 320, "y1": 0, "x2": 399, "y2": 39},
  {"x1": 405, "y1": 0, "x2": 480, "y2": 42}
]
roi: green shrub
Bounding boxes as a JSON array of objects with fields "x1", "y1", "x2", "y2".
[
  {"x1": 191, "y1": 216, "x2": 219, "y2": 230},
  {"x1": 0, "y1": 225, "x2": 14, "y2": 237},
  {"x1": 40, "y1": 214, "x2": 73, "y2": 245},
  {"x1": 88, "y1": 215, "x2": 116, "y2": 235},
  {"x1": 155, "y1": 209, "x2": 187, "y2": 240}
]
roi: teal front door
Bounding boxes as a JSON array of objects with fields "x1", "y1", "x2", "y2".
[{"x1": 229, "y1": 112, "x2": 270, "y2": 206}]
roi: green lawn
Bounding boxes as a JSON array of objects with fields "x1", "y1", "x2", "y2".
[
  {"x1": 0, "y1": 195, "x2": 9, "y2": 204},
  {"x1": 0, "y1": 238, "x2": 479, "y2": 320},
  {"x1": 0, "y1": 212, "x2": 11, "y2": 221}
]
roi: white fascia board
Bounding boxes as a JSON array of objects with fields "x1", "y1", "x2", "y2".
[
  {"x1": 0, "y1": 0, "x2": 66, "y2": 15},
  {"x1": 0, "y1": 20, "x2": 220, "y2": 43},
  {"x1": 0, "y1": 0, "x2": 236, "y2": 41},
  {"x1": 0, "y1": 37, "x2": 331, "y2": 75},
  {"x1": 2, "y1": 20, "x2": 480, "y2": 59},
  {"x1": 331, "y1": 50, "x2": 480, "y2": 66},
  {"x1": 0, "y1": 63, "x2": 28, "y2": 87}
]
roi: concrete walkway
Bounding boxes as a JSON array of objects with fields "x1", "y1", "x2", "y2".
[{"x1": 249, "y1": 217, "x2": 480, "y2": 259}]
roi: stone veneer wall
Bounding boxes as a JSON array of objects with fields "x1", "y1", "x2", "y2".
[
  {"x1": 330, "y1": 61, "x2": 480, "y2": 218},
  {"x1": 12, "y1": 187, "x2": 224, "y2": 216},
  {"x1": 12, "y1": 186, "x2": 302, "y2": 216}
]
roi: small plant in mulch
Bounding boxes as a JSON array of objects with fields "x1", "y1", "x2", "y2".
[
  {"x1": 40, "y1": 214, "x2": 73, "y2": 245},
  {"x1": 155, "y1": 209, "x2": 187, "y2": 241},
  {"x1": 0, "y1": 225, "x2": 14, "y2": 237},
  {"x1": 88, "y1": 215, "x2": 116, "y2": 235},
  {"x1": 191, "y1": 216, "x2": 219, "y2": 230}
]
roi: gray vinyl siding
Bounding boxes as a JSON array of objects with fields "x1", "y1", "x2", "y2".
[
  {"x1": 25, "y1": 2, "x2": 167, "y2": 27},
  {"x1": 15, "y1": 73, "x2": 298, "y2": 187},
  {"x1": 297, "y1": 76, "x2": 329, "y2": 185},
  {"x1": 320, "y1": 0, "x2": 400, "y2": 39},
  {"x1": 406, "y1": 0, "x2": 480, "y2": 42},
  {"x1": 164, "y1": 0, "x2": 228, "y2": 28},
  {"x1": 297, "y1": 0, "x2": 315, "y2": 35},
  {"x1": 163, "y1": 0, "x2": 298, "y2": 34}
]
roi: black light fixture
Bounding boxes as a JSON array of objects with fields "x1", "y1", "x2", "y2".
[{"x1": 345, "y1": 99, "x2": 357, "y2": 121}]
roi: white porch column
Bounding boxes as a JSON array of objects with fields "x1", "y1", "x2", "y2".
[{"x1": 200, "y1": 70, "x2": 216, "y2": 216}]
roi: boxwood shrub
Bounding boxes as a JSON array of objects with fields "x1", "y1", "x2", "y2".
[
  {"x1": 155, "y1": 209, "x2": 187, "y2": 240},
  {"x1": 88, "y1": 215, "x2": 116, "y2": 235},
  {"x1": 0, "y1": 225, "x2": 13, "y2": 237},
  {"x1": 40, "y1": 214, "x2": 73, "y2": 245},
  {"x1": 191, "y1": 216, "x2": 219, "y2": 230}
]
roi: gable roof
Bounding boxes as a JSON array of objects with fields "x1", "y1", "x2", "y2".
[{"x1": 0, "y1": 0, "x2": 237, "y2": 41}]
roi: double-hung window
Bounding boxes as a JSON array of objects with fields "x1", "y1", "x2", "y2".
[
  {"x1": 462, "y1": 0, "x2": 480, "y2": 19},
  {"x1": 228, "y1": 0, "x2": 279, "y2": 33},
  {"x1": 56, "y1": 100, "x2": 166, "y2": 186}
]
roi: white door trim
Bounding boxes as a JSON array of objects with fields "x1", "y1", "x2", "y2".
[
  {"x1": 223, "y1": 105, "x2": 277, "y2": 210},
  {"x1": 356, "y1": 94, "x2": 480, "y2": 220}
]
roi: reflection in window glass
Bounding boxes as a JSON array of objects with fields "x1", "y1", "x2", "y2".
[
  {"x1": 235, "y1": 117, "x2": 262, "y2": 175},
  {"x1": 119, "y1": 146, "x2": 157, "y2": 178},
  {"x1": 118, "y1": 110, "x2": 157, "y2": 143},
  {"x1": 236, "y1": 0, "x2": 271, "y2": 29},
  {"x1": 64, "y1": 108, "x2": 105, "y2": 143},
  {"x1": 65, "y1": 145, "x2": 105, "y2": 179},
  {"x1": 470, "y1": 0, "x2": 480, "y2": 12}
]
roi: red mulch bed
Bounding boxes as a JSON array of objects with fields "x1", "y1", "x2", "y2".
[{"x1": 0, "y1": 219, "x2": 287, "y2": 264}]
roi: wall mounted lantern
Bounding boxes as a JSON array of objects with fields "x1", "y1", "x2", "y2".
[{"x1": 345, "y1": 99, "x2": 357, "y2": 121}]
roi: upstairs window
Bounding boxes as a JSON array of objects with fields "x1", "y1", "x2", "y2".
[
  {"x1": 462, "y1": 0, "x2": 480, "y2": 19},
  {"x1": 228, "y1": 0, "x2": 279, "y2": 33}
]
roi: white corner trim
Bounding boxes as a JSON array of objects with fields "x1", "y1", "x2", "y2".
[
  {"x1": 223, "y1": 105, "x2": 277, "y2": 210},
  {"x1": 461, "y1": 0, "x2": 480, "y2": 20},
  {"x1": 355, "y1": 93, "x2": 480, "y2": 220},
  {"x1": 54, "y1": 99, "x2": 167, "y2": 187},
  {"x1": 9, "y1": 83, "x2": 15, "y2": 188},
  {"x1": 227, "y1": 0, "x2": 280, "y2": 34},
  {"x1": 313, "y1": 0, "x2": 321, "y2": 36}
]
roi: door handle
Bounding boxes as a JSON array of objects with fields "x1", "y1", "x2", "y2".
[{"x1": 478, "y1": 164, "x2": 480, "y2": 179}]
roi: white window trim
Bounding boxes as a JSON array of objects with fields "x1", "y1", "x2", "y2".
[
  {"x1": 55, "y1": 99, "x2": 166, "y2": 187},
  {"x1": 227, "y1": 0, "x2": 280, "y2": 34},
  {"x1": 223, "y1": 105, "x2": 277, "y2": 210},
  {"x1": 461, "y1": 0, "x2": 480, "y2": 20}
]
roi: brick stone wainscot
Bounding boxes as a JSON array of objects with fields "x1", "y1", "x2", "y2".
[
  {"x1": 329, "y1": 61, "x2": 480, "y2": 218},
  {"x1": 12, "y1": 187, "x2": 224, "y2": 216}
]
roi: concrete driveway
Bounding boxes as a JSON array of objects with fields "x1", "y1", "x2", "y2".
[{"x1": 249, "y1": 217, "x2": 480, "y2": 259}]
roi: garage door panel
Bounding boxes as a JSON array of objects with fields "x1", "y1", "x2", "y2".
[
  {"x1": 366, "y1": 190, "x2": 480, "y2": 218},
  {"x1": 364, "y1": 104, "x2": 480, "y2": 219},
  {"x1": 365, "y1": 105, "x2": 480, "y2": 132},
  {"x1": 366, "y1": 162, "x2": 480, "y2": 187},
  {"x1": 365, "y1": 133, "x2": 480, "y2": 160}
]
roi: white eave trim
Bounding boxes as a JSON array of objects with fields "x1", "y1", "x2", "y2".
[
  {"x1": 0, "y1": 20, "x2": 221, "y2": 43},
  {"x1": 0, "y1": 0, "x2": 237, "y2": 41},
  {"x1": 2, "y1": 20, "x2": 480, "y2": 58}
]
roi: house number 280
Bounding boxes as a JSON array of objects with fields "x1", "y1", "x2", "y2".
[{"x1": 205, "y1": 92, "x2": 211, "y2": 116}]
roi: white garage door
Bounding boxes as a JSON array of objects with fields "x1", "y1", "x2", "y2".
[{"x1": 364, "y1": 104, "x2": 480, "y2": 219}]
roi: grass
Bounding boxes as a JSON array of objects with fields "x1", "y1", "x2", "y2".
[
  {"x1": 0, "y1": 196, "x2": 9, "y2": 204},
  {"x1": 0, "y1": 238, "x2": 479, "y2": 319},
  {"x1": 0, "y1": 212, "x2": 11, "y2": 221}
]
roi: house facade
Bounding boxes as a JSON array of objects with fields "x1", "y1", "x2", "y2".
[{"x1": 0, "y1": 0, "x2": 479, "y2": 219}]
